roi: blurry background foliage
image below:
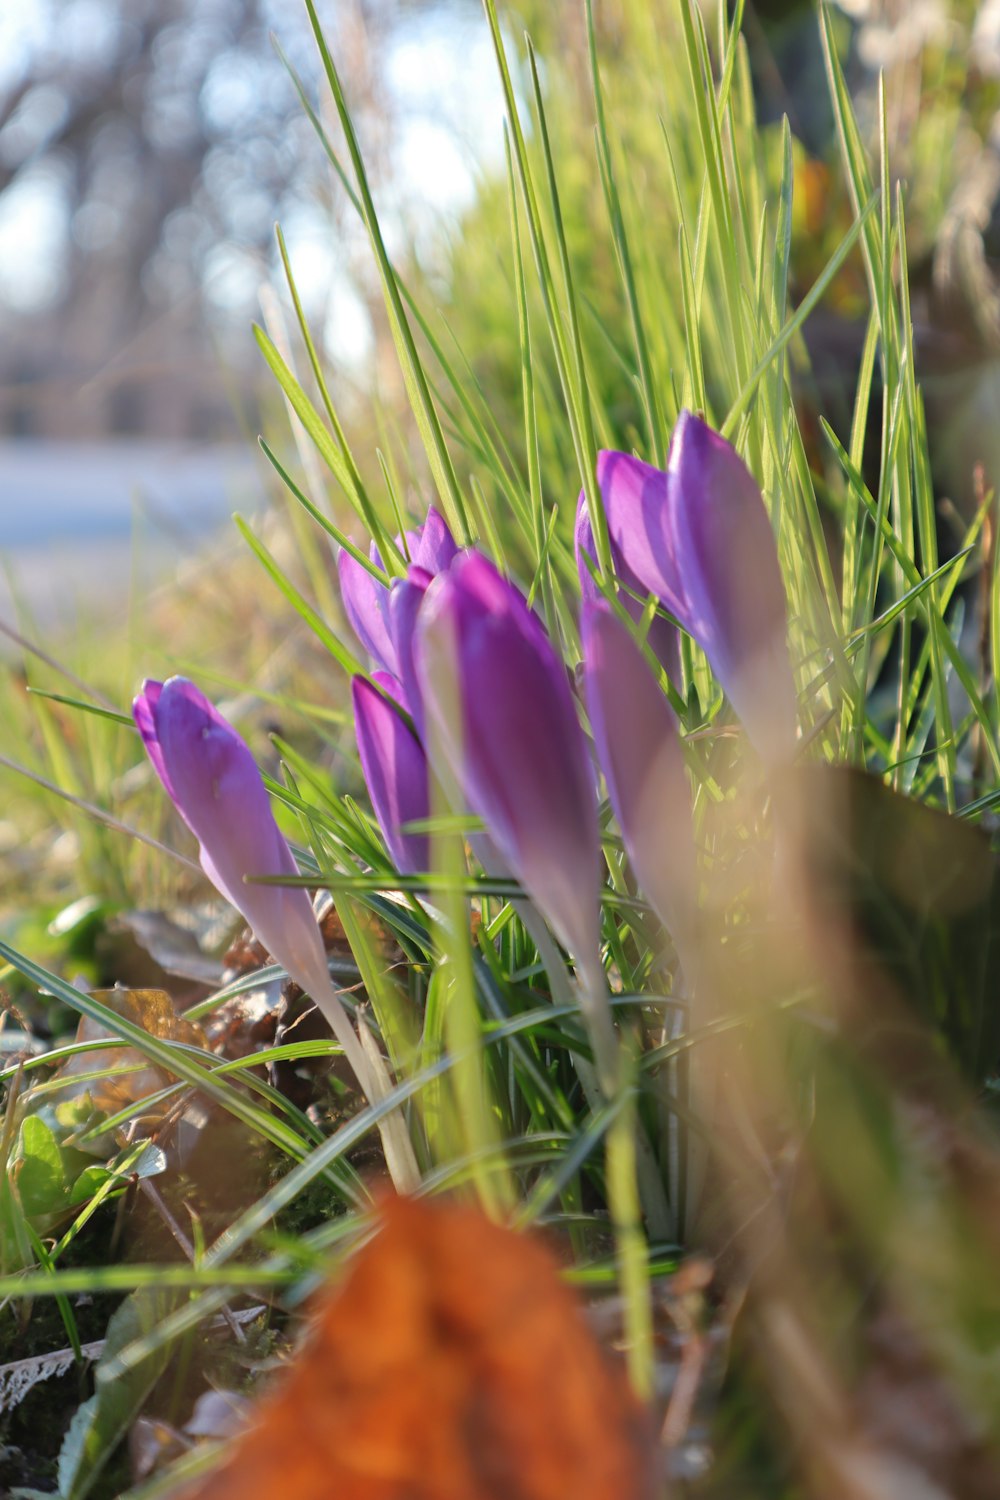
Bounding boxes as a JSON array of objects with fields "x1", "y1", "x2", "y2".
[
  {"x1": 0, "y1": 0, "x2": 494, "y2": 442},
  {"x1": 3, "y1": 0, "x2": 1000, "y2": 449},
  {"x1": 444, "y1": 0, "x2": 1000, "y2": 519}
]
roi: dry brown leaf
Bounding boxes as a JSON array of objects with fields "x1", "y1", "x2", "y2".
[
  {"x1": 173, "y1": 1194, "x2": 658, "y2": 1500},
  {"x1": 45, "y1": 987, "x2": 206, "y2": 1145}
]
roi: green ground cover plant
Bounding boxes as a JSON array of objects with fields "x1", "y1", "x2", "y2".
[{"x1": 4, "y1": 1, "x2": 1000, "y2": 1495}]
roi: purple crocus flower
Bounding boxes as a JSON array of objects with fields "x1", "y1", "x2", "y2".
[
  {"x1": 581, "y1": 602, "x2": 694, "y2": 936},
  {"x1": 668, "y1": 412, "x2": 795, "y2": 758},
  {"x1": 337, "y1": 506, "x2": 458, "y2": 683},
  {"x1": 134, "y1": 676, "x2": 421, "y2": 1189},
  {"x1": 352, "y1": 674, "x2": 430, "y2": 874},
  {"x1": 133, "y1": 676, "x2": 334, "y2": 1002},
  {"x1": 414, "y1": 551, "x2": 601, "y2": 969},
  {"x1": 577, "y1": 412, "x2": 795, "y2": 760}
]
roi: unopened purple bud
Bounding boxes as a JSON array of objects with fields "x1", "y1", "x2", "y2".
[
  {"x1": 578, "y1": 451, "x2": 687, "y2": 617},
  {"x1": 584, "y1": 413, "x2": 795, "y2": 760},
  {"x1": 133, "y1": 677, "x2": 332, "y2": 998},
  {"x1": 415, "y1": 551, "x2": 600, "y2": 963},
  {"x1": 387, "y1": 565, "x2": 433, "y2": 734},
  {"x1": 352, "y1": 675, "x2": 430, "y2": 874},
  {"x1": 666, "y1": 411, "x2": 795, "y2": 759},
  {"x1": 575, "y1": 471, "x2": 681, "y2": 683},
  {"x1": 581, "y1": 603, "x2": 694, "y2": 935}
]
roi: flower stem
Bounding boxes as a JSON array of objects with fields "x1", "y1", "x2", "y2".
[
  {"x1": 310, "y1": 971, "x2": 421, "y2": 1194},
  {"x1": 517, "y1": 900, "x2": 675, "y2": 1241}
]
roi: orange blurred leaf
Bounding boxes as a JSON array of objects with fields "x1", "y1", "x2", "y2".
[{"x1": 173, "y1": 1194, "x2": 657, "y2": 1500}]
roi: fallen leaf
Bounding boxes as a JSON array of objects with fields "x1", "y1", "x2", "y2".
[
  {"x1": 113, "y1": 909, "x2": 227, "y2": 986},
  {"x1": 40, "y1": 988, "x2": 206, "y2": 1154},
  {"x1": 171, "y1": 1194, "x2": 658, "y2": 1500}
]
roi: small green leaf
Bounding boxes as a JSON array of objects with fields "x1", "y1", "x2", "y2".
[
  {"x1": 67, "y1": 1165, "x2": 117, "y2": 1207},
  {"x1": 58, "y1": 1289, "x2": 177, "y2": 1500},
  {"x1": 14, "y1": 1115, "x2": 69, "y2": 1219}
]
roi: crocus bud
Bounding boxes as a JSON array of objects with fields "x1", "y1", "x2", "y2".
[
  {"x1": 133, "y1": 677, "x2": 332, "y2": 1001},
  {"x1": 337, "y1": 552, "x2": 398, "y2": 678},
  {"x1": 386, "y1": 565, "x2": 433, "y2": 733},
  {"x1": 582, "y1": 605, "x2": 711, "y2": 1226},
  {"x1": 575, "y1": 455, "x2": 682, "y2": 682},
  {"x1": 667, "y1": 412, "x2": 795, "y2": 761},
  {"x1": 398, "y1": 504, "x2": 459, "y2": 576},
  {"x1": 581, "y1": 603, "x2": 694, "y2": 937},
  {"x1": 580, "y1": 413, "x2": 795, "y2": 760},
  {"x1": 134, "y1": 677, "x2": 421, "y2": 1191},
  {"x1": 415, "y1": 551, "x2": 600, "y2": 969},
  {"x1": 337, "y1": 506, "x2": 458, "y2": 681},
  {"x1": 352, "y1": 674, "x2": 430, "y2": 874}
]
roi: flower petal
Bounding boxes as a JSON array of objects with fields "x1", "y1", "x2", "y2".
[
  {"x1": 133, "y1": 679, "x2": 173, "y2": 802},
  {"x1": 372, "y1": 505, "x2": 458, "y2": 576},
  {"x1": 411, "y1": 505, "x2": 458, "y2": 574},
  {"x1": 583, "y1": 417, "x2": 796, "y2": 760},
  {"x1": 387, "y1": 565, "x2": 433, "y2": 733},
  {"x1": 370, "y1": 668, "x2": 408, "y2": 712},
  {"x1": 667, "y1": 411, "x2": 795, "y2": 759},
  {"x1": 574, "y1": 498, "x2": 681, "y2": 682},
  {"x1": 581, "y1": 603, "x2": 694, "y2": 934},
  {"x1": 337, "y1": 551, "x2": 397, "y2": 676},
  {"x1": 353, "y1": 676, "x2": 430, "y2": 874},
  {"x1": 587, "y1": 451, "x2": 688, "y2": 620}
]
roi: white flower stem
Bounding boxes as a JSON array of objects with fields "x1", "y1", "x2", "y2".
[{"x1": 308, "y1": 971, "x2": 421, "y2": 1194}]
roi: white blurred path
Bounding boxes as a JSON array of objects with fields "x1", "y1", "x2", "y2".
[{"x1": 0, "y1": 440, "x2": 262, "y2": 632}]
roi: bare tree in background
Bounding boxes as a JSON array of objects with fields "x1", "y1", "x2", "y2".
[{"x1": 0, "y1": 0, "x2": 467, "y2": 442}]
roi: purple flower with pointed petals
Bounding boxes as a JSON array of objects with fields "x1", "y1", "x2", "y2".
[
  {"x1": 581, "y1": 603, "x2": 694, "y2": 935},
  {"x1": 577, "y1": 450, "x2": 686, "y2": 616},
  {"x1": 415, "y1": 551, "x2": 600, "y2": 965},
  {"x1": 133, "y1": 677, "x2": 333, "y2": 1001},
  {"x1": 578, "y1": 413, "x2": 795, "y2": 759},
  {"x1": 135, "y1": 677, "x2": 422, "y2": 1190},
  {"x1": 352, "y1": 675, "x2": 430, "y2": 874},
  {"x1": 337, "y1": 507, "x2": 458, "y2": 680}
]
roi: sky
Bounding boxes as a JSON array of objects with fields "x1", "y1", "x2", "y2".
[{"x1": 0, "y1": 1, "x2": 508, "y2": 369}]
